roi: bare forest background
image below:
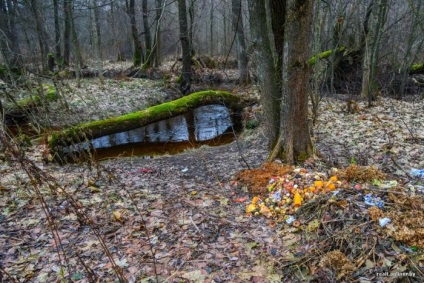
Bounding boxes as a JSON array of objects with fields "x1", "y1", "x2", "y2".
[{"x1": 1, "y1": 0, "x2": 423, "y2": 96}]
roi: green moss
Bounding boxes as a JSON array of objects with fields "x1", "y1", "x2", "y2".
[
  {"x1": 0, "y1": 64, "x2": 21, "y2": 77},
  {"x1": 16, "y1": 84, "x2": 57, "y2": 108},
  {"x1": 133, "y1": 49, "x2": 142, "y2": 66},
  {"x1": 308, "y1": 47, "x2": 345, "y2": 65},
  {"x1": 176, "y1": 74, "x2": 182, "y2": 83},
  {"x1": 40, "y1": 84, "x2": 57, "y2": 100},
  {"x1": 16, "y1": 134, "x2": 32, "y2": 148},
  {"x1": 411, "y1": 63, "x2": 424, "y2": 71},
  {"x1": 246, "y1": 118, "x2": 259, "y2": 129},
  {"x1": 296, "y1": 151, "x2": 310, "y2": 162}
]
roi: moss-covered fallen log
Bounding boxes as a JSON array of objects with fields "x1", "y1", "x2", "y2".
[
  {"x1": 48, "y1": 90, "x2": 241, "y2": 151},
  {"x1": 5, "y1": 84, "x2": 58, "y2": 123},
  {"x1": 308, "y1": 47, "x2": 346, "y2": 65}
]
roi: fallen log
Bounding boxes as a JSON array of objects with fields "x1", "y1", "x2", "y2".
[
  {"x1": 5, "y1": 84, "x2": 58, "y2": 124},
  {"x1": 48, "y1": 90, "x2": 242, "y2": 153}
]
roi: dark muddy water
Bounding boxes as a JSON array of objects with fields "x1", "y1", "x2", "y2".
[{"x1": 62, "y1": 104, "x2": 241, "y2": 161}]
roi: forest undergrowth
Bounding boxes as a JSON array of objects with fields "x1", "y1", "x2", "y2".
[{"x1": 0, "y1": 70, "x2": 423, "y2": 282}]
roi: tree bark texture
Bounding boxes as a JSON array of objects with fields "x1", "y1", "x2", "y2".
[
  {"x1": 269, "y1": 0, "x2": 286, "y2": 73},
  {"x1": 126, "y1": 0, "x2": 144, "y2": 66},
  {"x1": 53, "y1": 0, "x2": 61, "y2": 62},
  {"x1": 29, "y1": 0, "x2": 50, "y2": 70},
  {"x1": 247, "y1": 0, "x2": 280, "y2": 148},
  {"x1": 153, "y1": 0, "x2": 163, "y2": 67},
  {"x1": 360, "y1": 0, "x2": 388, "y2": 105},
  {"x1": 231, "y1": 0, "x2": 249, "y2": 85},
  {"x1": 0, "y1": 0, "x2": 22, "y2": 69},
  {"x1": 142, "y1": 0, "x2": 153, "y2": 68},
  {"x1": 249, "y1": 0, "x2": 314, "y2": 163},
  {"x1": 277, "y1": 0, "x2": 314, "y2": 163},
  {"x1": 63, "y1": 0, "x2": 72, "y2": 66},
  {"x1": 89, "y1": 0, "x2": 103, "y2": 81},
  {"x1": 178, "y1": 0, "x2": 192, "y2": 95}
]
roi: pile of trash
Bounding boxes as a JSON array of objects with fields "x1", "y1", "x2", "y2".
[{"x1": 236, "y1": 163, "x2": 424, "y2": 282}]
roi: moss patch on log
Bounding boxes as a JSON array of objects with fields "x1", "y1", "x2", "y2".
[
  {"x1": 16, "y1": 84, "x2": 58, "y2": 108},
  {"x1": 5, "y1": 84, "x2": 58, "y2": 124},
  {"x1": 308, "y1": 47, "x2": 346, "y2": 65},
  {"x1": 410, "y1": 63, "x2": 424, "y2": 74},
  {"x1": 48, "y1": 90, "x2": 241, "y2": 150}
]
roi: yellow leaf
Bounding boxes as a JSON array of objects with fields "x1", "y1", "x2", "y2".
[
  {"x1": 329, "y1": 176, "x2": 338, "y2": 182},
  {"x1": 246, "y1": 204, "x2": 257, "y2": 213},
  {"x1": 314, "y1": 180, "x2": 323, "y2": 187},
  {"x1": 112, "y1": 209, "x2": 127, "y2": 223},
  {"x1": 325, "y1": 182, "x2": 336, "y2": 190},
  {"x1": 112, "y1": 210, "x2": 122, "y2": 221}
]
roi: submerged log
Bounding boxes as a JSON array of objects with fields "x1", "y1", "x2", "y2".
[{"x1": 48, "y1": 90, "x2": 241, "y2": 153}]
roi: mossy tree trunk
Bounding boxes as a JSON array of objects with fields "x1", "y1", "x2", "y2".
[{"x1": 126, "y1": 0, "x2": 144, "y2": 67}]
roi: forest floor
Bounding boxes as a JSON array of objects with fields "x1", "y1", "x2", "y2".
[{"x1": 1, "y1": 71, "x2": 424, "y2": 282}]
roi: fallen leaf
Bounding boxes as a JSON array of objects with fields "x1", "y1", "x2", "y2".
[{"x1": 233, "y1": 197, "x2": 248, "y2": 203}]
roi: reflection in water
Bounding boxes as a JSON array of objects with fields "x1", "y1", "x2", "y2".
[
  {"x1": 194, "y1": 105, "x2": 232, "y2": 141},
  {"x1": 63, "y1": 104, "x2": 238, "y2": 161}
]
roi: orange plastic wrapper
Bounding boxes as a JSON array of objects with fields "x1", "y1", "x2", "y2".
[{"x1": 293, "y1": 192, "x2": 302, "y2": 207}]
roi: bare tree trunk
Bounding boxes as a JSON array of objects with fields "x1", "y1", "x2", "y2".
[
  {"x1": 126, "y1": 0, "x2": 144, "y2": 66},
  {"x1": 178, "y1": 0, "x2": 191, "y2": 95},
  {"x1": 276, "y1": 0, "x2": 314, "y2": 163},
  {"x1": 0, "y1": 0, "x2": 22, "y2": 70},
  {"x1": 269, "y1": 0, "x2": 286, "y2": 75},
  {"x1": 29, "y1": 0, "x2": 50, "y2": 70},
  {"x1": 70, "y1": 1, "x2": 83, "y2": 87},
  {"x1": 210, "y1": 0, "x2": 214, "y2": 56},
  {"x1": 231, "y1": 0, "x2": 249, "y2": 85},
  {"x1": 223, "y1": 5, "x2": 228, "y2": 54},
  {"x1": 188, "y1": 0, "x2": 195, "y2": 55},
  {"x1": 89, "y1": 0, "x2": 103, "y2": 82},
  {"x1": 397, "y1": 0, "x2": 423, "y2": 99},
  {"x1": 249, "y1": 0, "x2": 313, "y2": 163},
  {"x1": 247, "y1": 0, "x2": 280, "y2": 148},
  {"x1": 53, "y1": 0, "x2": 61, "y2": 64},
  {"x1": 360, "y1": 0, "x2": 388, "y2": 106},
  {"x1": 63, "y1": 0, "x2": 72, "y2": 66},
  {"x1": 109, "y1": 1, "x2": 120, "y2": 61},
  {"x1": 153, "y1": 0, "x2": 163, "y2": 67},
  {"x1": 142, "y1": 0, "x2": 153, "y2": 69}
]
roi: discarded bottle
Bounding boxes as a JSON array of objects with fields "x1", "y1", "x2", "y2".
[{"x1": 410, "y1": 169, "x2": 424, "y2": 178}]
